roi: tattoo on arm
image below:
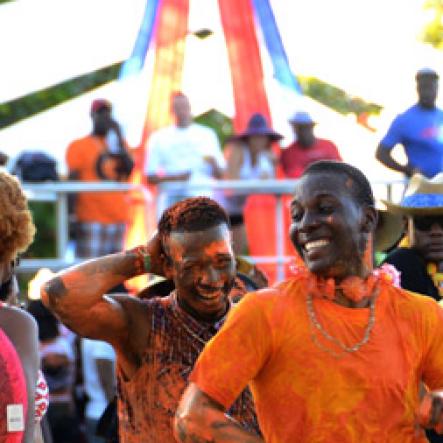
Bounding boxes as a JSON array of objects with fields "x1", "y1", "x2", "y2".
[{"x1": 44, "y1": 277, "x2": 68, "y2": 308}]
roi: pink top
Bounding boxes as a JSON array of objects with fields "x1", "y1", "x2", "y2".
[{"x1": 0, "y1": 326, "x2": 27, "y2": 442}]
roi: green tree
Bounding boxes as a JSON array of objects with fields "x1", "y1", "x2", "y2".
[{"x1": 422, "y1": 0, "x2": 443, "y2": 48}]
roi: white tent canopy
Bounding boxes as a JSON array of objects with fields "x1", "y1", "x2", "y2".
[{"x1": 0, "y1": 0, "x2": 435, "y2": 188}]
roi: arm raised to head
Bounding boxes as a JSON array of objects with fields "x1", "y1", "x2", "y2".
[
  {"x1": 41, "y1": 234, "x2": 167, "y2": 344},
  {"x1": 174, "y1": 383, "x2": 263, "y2": 443},
  {"x1": 40, "y1": 251, "x2": 136, "y2": 343}
]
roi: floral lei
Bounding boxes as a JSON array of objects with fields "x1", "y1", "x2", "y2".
[{"x1": 289, "y1": 262, "x2": 401, "y2": 303}]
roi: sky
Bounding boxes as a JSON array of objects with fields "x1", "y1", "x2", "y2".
[{"x1": 0, "y1": 0, "x2": 440, "y2": 189}]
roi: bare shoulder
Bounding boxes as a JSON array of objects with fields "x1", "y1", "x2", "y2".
[{"x1": 106, "y1": 294, "x2": 153, "y2": 341}]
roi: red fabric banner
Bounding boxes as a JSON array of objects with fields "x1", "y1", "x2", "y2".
[{"x1": 219, "y1": 0, "x2": 283, "y2": 282}]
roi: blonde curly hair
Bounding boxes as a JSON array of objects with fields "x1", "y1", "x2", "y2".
[{"x1": 0, "y1": 172, "x2": 35, "y2": 262}]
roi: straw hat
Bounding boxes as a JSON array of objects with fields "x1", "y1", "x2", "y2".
[
  {"x1": 374, "y1": 205, "x2": 404, "y2": 252},
  {"x1": 382, "y1": 173, "x2": 443, "y2": 216}
]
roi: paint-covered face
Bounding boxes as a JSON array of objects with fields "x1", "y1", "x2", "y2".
[
  {"x1": 289, "y1": 172, "x2": 376, "y2": 279},
  {"x1": 164, "y1": 224, "x2": 236, "y2": 321}
]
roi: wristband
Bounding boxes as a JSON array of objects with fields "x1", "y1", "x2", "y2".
[{"x1": 130, "y1": 246, "x2": 151, "y2": 275}]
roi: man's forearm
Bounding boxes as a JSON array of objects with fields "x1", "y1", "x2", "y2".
[
  {"x1": 174, "y1": 386, "x2": 263, "y2": 443},
  {"x1": 41, "y1": 250, "x2": 141, "y2": 314},
  {"x1": 175, "y1": 408, "x2": 262, "y2": 443}
]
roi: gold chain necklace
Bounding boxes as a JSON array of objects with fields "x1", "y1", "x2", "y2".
[{"x1": 306, "y1": 293, "x2": 376, "y2": 358}]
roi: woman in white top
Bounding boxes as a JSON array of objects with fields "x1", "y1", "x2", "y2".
[{"x1": 223, "y1": 113, "x2": 282, "y2": 254}]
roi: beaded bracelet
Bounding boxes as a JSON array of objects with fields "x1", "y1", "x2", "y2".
[{"x1": 130, "y1": 245, "x2": 151, "y2": 275}]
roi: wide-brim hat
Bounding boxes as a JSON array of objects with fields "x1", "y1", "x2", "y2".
[
  {"x1": 382, "y1": 173, "x2": 443, "y2": 216},
  {"x1": 231, "y1": 113, "x2": 283, "y2": 142},
  {"x1": 374, "y1": 205, "x2": 404, "y2": 252}
]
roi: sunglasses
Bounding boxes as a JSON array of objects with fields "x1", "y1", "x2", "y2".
[{"x1": 413, "y1": 216, "x2": 443, "y2": 231}]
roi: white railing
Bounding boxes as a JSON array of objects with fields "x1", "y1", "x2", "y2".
[{"x1": 19, "y1": 178, "x2": 406, "y2": 281}]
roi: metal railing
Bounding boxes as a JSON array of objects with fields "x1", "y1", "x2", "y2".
[{"x1": 20, "y1": 178, "x2": 406, "y2": 281}]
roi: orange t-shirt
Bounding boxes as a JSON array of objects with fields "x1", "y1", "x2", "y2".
[
  {"x1": 190, "y1": 278, "x2": 443, "y2": 443},
  {"x1": 66, "y1": 135, "x2": 129, "y2": 224}
]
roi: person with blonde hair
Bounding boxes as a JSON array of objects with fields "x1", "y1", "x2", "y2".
[{"x1": 0, "y1": 171, "x2": 40, "y2": 442}]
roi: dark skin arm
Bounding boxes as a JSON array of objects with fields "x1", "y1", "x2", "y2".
[
  {"x1": 375, "y1": 143, "x2": 415, "y2": 177},
  {"x1": 418, "y1": 390, "x2": 443, "y2": 434},
  {"x1": 174, "y1": 383, "x2": 263, "y2": 443},
  {"x1": 41, "y1": 234, "x2": 166, "y2": 347},
  {"x1": 203, "y1": 156, "x2": 224, "y2": 179},
  {"x1": 224, "y1": 144, "x2": 244, "y2": 180},
  {"x1": 107, "y1": 119, "x2": 134, "y2": 179},
  {"x1": 0, "y1": 307, "x2": 39, "y2": 443}
]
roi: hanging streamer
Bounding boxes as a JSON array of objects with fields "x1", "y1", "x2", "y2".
[
  {"x1": 219, "y1": 0, "x2": 281, "y2": 282},
  {"x1": 141, "y1": 0, "x2": 190, "y2": 144},
  {"x1": 123, "y1": 0, "x2": 190, "y2": 292},
  {"x1": 251, "y1": 0, "x2": 301, "y2": 96},
  {"x1": 251, "y1": 0, "x2": 305, "y2": 273},
  {"x1": 119, "y1": 0, "x2": 161, "y2": 79}
]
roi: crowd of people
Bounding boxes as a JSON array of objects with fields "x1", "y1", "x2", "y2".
[{"x1": 2, "y1": 66, "x2": 443, "y2": 443}]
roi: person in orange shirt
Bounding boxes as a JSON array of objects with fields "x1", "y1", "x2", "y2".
[
  {"x1": 66, "y1": 99, "x2": 134, "y2": 258},
  {"x1": 175, "y1": 160, "x2": 443, "y2": 443}
]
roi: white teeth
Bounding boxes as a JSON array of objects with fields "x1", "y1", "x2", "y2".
[{"x1": 305, "y1": 239, "x2": 329, "y2": 251}]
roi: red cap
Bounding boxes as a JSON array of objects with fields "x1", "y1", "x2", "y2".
[{"x1": 91, "y1": 99, "x2": 112, "y2": 113}]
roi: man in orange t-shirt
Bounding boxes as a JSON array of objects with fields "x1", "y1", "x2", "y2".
[
  {"x1": 175, "y1": 160, "x2": 443, "y2": 442},
  {"x1": 66, "y1": 99, "x2": 133, "y2": 258}
]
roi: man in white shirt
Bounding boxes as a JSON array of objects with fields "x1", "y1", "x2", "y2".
[
  {"x1": 144, "y1": 92, "x2": 225, "y2": 214},
  {"x1": 81, "y1": 338, "x2": 115, "y2": 443}
]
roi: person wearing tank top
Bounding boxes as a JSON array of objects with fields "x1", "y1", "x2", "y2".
[{"x1": 221, "y1": 113, "x2": 282, "y2": 254}]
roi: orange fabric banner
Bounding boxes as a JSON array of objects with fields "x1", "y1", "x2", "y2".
[{"x1": 125, "y1": 0, "x2": 190, "y2": 292}]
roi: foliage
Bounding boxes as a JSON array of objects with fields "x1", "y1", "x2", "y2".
[
  {"x1": 422, "y1": 0, "x2": 443, "y2": 48},
  {"x1": 24, "y1": 202, "x2": 57, "y2": 258},
  {"x1": 0, "y1": 62, "x2": 123, "y2": 129},
  {"x1": 298, "y1": 75, "x2": 382, "y2": 118},
  {"x1": 194, "y1": 109, "x2": 233, "y2": 146}
]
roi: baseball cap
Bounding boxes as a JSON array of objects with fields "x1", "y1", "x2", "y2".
[
  {"x1": 288, "y1": 111, "x2": 315, "y2": 125},
  {"x1": 91, "y1": 99, "x2": 112, "y2": 113},
  {"x1": 416, "y1": 67, "x2": 439, "y2": 80}
]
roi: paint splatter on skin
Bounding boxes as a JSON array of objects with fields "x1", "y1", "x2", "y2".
[
  {"x1": 174, "y1": 384, "x2": 263, "y2": 443},
  {"x1": 165, "y1": 225, "x2": 236, "y2": 323}
]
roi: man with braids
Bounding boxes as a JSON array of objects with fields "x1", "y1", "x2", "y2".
[
  {"x1": 175, "y1": 160, "x2": 443, "y2": 443},
  {"x1": 41, "y1": 197, "x2": 259, "y2": 443}
]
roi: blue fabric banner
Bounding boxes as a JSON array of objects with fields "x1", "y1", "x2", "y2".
[
  {"x1": 251, "y1": 0, "x2": 302, "y2": 94},
  {"x1": 119, "y1": 0, "x2": 161, "y2": 78}
]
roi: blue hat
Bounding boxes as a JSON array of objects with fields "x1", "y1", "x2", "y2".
[
  {"x1": 233, "y1": 113, "x2": 283, "y2": 141},
  {"x1": 289, "y1": 111, "x2": 315, "y2": 125},
  {"x1": 382, "y1": 173, "x2": 443, "y2": 215}
]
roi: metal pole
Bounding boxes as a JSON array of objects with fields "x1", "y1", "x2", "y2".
[
  {"x1": 56, "y1": 192, "x2": 69, "y2": 261},
  {"x1": 386, "y1": 183, "x2": 392, "y2": 202}
]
